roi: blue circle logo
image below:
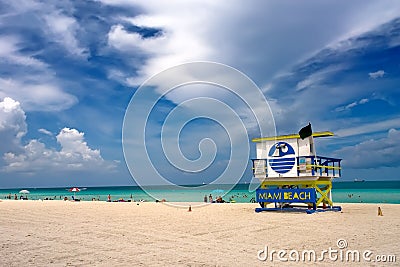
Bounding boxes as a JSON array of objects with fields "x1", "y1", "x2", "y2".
[{"x1": 268, "y1": 142, "x2": 295, "y2": 174}]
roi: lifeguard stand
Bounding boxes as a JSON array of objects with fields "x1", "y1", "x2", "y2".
[{"x1": 251, "y1": 130, "x2": 342, "y2": 213}]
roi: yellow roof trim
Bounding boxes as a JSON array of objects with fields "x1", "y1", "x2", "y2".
[{"x1": 251, "y1": 131, "x2": 334, "y2": 142}]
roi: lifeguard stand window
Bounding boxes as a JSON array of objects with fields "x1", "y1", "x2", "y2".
[{"x1": 253, "y1": 159, "x2": 267, "y2": 176}]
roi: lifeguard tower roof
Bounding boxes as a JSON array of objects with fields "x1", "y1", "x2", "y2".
[{"x1": 252, "y1": 131, "x2": 334, "y2": 142}]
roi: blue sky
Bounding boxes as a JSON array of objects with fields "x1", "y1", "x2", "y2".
[{"x1": 0, "y1": 0, "x2": 400, "y2": 188}]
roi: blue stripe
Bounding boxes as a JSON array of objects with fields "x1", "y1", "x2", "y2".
[
  {"x1": 272, "y1": 166, "x2": 293, "y2": 170},
  {"x1": 270, "y1": 166, "x2": 295, "y2": 171},
  {"x1": 272, "y1": 167, "x2": 293, "y2": 171},
  {"x1": 269, "y1": 162, "x2": 295, "y2": 167},
  {"x1": 269, "y1": 158, "x2": 295, "y2": 163},
  {"x1": 275, "y1": 169, "x2": 292, "y2": 174}
]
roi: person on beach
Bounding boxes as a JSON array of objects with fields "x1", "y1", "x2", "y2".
[
  {"x1": 216, "y1": 196, "x2": 225, "y2": 203},
  {"x1": 204, "y1": 195, "x2": 207, "y2": 202},
  {"x1": 107, "y1": 194, "x2": 111, "y2": 202},
  {"x1": 209, "y1": 194, "x2": 213, "y2": 203}
]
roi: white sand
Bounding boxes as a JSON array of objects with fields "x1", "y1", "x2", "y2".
[{"x1": 0, "y1": 201, "x2": 398, "y2": 266}]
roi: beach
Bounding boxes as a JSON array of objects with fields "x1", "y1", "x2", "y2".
[{"x1": 0, "y1": 201, "x2": 398, "y2": 266}]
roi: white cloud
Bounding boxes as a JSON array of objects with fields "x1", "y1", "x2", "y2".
[
  {"x1": 57, "y1": 128, "x2": 101, "y2": 159},
  {"x1": 335, "y1": 118, "x2": 400, "y2": 137},
  {"x1": 3, "y1": 127, "x2": 115, "y2": 173},
  {"x1": 108, "y1": 24, "x2": 166, "y2": 53},
  {"x1": 0, "y1": 97, "x2": 26, "y2": 136},
  {"x1": 105, "y1": 1, "x2": 220, "y2": 86},
  {"x1": 322, "y1": 2, "x2": 400, "y2": 53},
  {"x1": 335, "y1": 98, "x2": 370, "y2": 112},
  {"x1": 296, "y1": 64, "x2": 347, "y2": 91},
  {"x1": 0, "y1": 35, "x2": 78, "y2": 112},
  {"x1": 38, "y1": 128, "x2": 52, "y2": 136},
  {"x1": 43, "y1": 11, "x2": 87, "y2": 57},
  {"x1": 369, "y1": 70, "x2": 385, "y2": 79},
  {"x1": 2, "y1": 1, "x2": 86, "y2": 58},
  {"x1": 0, "y1": 36, "x2": 48, "y2": 68},
  {"x1": 0, "y1": 3, "x2": 83, "y2": 112},
  {"x1": 335, "y1": 128, "x2": 400, "y2": 168},
  {"x1": 0, "y1": 97, "x2": 27, "y2": 155},
  {"x1": 0, "y1": 97, "x2": 115, "y2": 173},
  {"x1": 0, "y1": 77, "x2": 77, "y2": 112}
]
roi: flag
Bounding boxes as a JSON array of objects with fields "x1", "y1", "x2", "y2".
[{"x1": 299, "y1": 123, "x2": 312, "y2": 139}]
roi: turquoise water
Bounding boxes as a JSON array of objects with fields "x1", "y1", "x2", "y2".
[
  {"x1": 1, "y1": 181, "x2": 399, "y2": 204},
  {"x1": 332, "y1": 181, "x2": 400, "y2": 204}
]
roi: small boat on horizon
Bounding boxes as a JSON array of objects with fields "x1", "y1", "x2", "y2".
[{"x1": 354, "y1": 178, "x2": 365, "y2": 182}]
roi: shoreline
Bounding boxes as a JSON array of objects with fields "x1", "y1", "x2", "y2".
[{"x1": 2, "y1": 198, "x2": 400, "y2": 205}]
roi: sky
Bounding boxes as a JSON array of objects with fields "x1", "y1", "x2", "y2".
[{"x1": 0, "y1": 0, "x2": 400, "y2": 188}]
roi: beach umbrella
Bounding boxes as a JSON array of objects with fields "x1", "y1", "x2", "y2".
[
  {"x1": 19, "y1": 189, "x2": 29, "y2": 200},
  {"x1": 69, "y1": 187, "x2": 81, "y2": 192},
  {"x1": 68, "y1": 187, "x2": 81, "y2": 199}
]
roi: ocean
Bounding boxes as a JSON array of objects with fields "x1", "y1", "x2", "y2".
[{"x1": 1, "y1": 181, "x2": 399, "y2": 204}]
